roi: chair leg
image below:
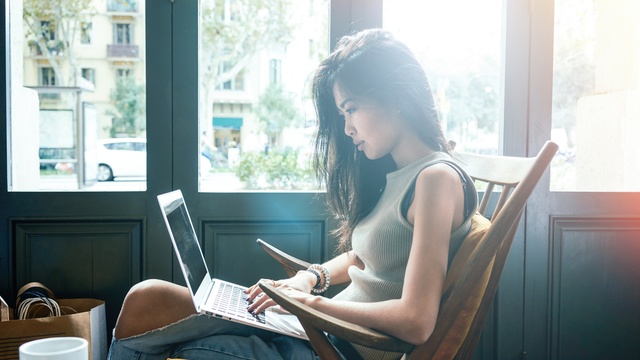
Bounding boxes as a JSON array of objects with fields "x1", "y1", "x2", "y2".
[{"x1": 300, "y1": 321, "x2": 344, "y2": 360}]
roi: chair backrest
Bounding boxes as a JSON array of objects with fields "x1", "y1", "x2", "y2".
[{"x1": 408, "y1": 141, "x2": 558, "y2": 360}]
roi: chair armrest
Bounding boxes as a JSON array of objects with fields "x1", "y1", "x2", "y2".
[
  {"x1": 258, "y1": 282, "x2": 414, "y2": 354},
  {"x1": 256, "y1": 239, "x2": 311, "y2": 278}
]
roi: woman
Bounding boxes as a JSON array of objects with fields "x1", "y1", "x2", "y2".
[{"x1": 108, "y1": 28, "x2": 477, "y2": 360}]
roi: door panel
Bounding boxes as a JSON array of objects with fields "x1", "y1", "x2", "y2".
[
  {"x1": 1, "y1": 0, "x2": 338, "y2": 339},
  {"x1": 202, "y1": 220, "x2": 323, "y2": 285},
  {"x1": 168, "y1": 0, "x2": 333, "y2": 288},
  {"x1": 549, "y1": 216, "x2": 640, "y2": 359},
  {"x1": 13, "y1": 219, "x2": 142, "y2": 329},
  {"x1": 525, "y1": 0, "x2": 640, "y2": 358},
  {"x1": 1, "y1": 0, "x2": 173, "y2": 336},
  {"x1": 185, "y1": 191, "x2": 335, "y2": 287},
  {"x1": 4, "y1": 192, "x2": 152, "y2": 334},
  {"x1": 142, "y1": 0, "x2": 175, "y2": 282},
  {"x1": 15, "y1": 2, "x2": 640, "y2": 358}
]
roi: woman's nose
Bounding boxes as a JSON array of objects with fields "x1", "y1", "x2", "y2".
[{"x1": 344, "y1": 117, "x2": 355, "y2": 136}]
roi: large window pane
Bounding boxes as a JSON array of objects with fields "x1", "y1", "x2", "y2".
[
  {"x1": 550, "y1": 0, "x2": 640, "y2": 191},
  {"x1": 198, "y1": 0, "x2": 329, "y2": 192},
  {"x1": 383, "y1": 0, "x2": 502, "y2": 154},
  {"x1": 9, "y1": 0, "x2": 146, "y2": 191}
]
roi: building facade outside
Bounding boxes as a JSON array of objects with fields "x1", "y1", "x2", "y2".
[{"x1": 20, "y1": 0, "x2": 327, "y2": 191}]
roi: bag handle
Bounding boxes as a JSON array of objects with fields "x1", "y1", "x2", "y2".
[
  {"x1": 0, "y1": 295, "x2": 9, "y2": 321},
  {"x1": 15, "y1": 282, "x2": 60, "y2": 320},
  {"x1": 17, "y1": 282, "x2": 56, "y2": 304}
]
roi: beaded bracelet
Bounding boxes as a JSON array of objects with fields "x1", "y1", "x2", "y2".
[
  {"x1": 308, "y1": 264, "x2": 330, "y2": 294},
  {"x1": 306, "y1": 268, "x2": 322, "y2": 289}
]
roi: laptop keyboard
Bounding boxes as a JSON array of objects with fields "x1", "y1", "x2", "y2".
[{"x1": 211, "y1": 282, "x2": 266, "y2": 324}]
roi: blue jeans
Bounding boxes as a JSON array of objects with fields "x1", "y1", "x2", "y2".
[{"x1": 107, "y1": 314, "x2": 319, "y2": 360}]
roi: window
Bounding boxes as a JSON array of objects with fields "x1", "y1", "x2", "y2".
[
  {"x1": 116, "y1": 68, "x2": 132, "y2": 80},
  {"x1": 81, "y1": 68, "x2": 96, "y2": 86},
  {"x1": 199, "y1": 0, "x2": 329, "y2": 191},
  {"x1": 269, "y1": 59, "x2": 281, "y2": 85},
  {"x1": 383, "y1": 0, "x2": 502, "y2": 154},
  {"x1": 103, "y1": 139, "x2": 145, "y2": 151},
  {"x1": 308, "y1": 39, "x2": 315, "y2": 59},
  {"x1": 40, "y1": 21, "x2": 55, "y2": 41},
  {"x1": 9, "y1": 0, "x2": 147, "y2": 191},
  {"x1": 80, "y1": 22, "x2": 92, "y2": 44},
  {"x1": 216, "y1": 62, "x2": 245, "y2": 91},
  {"x1": 114, "y1": 23, "x2": 132, "y2": 44},
  {"x1": 550, "y1": 0, "x2": 640, "y2": 191},
  {"x1": 39, "y1": 67, "x2": 56, "y2": 86}
]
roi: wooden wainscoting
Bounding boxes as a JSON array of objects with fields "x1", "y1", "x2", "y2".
[
  {"x1": 548, "y1": 216, "x2": 640, "y2": 359},
  {"x1": 200, "y1": 220, "x2": 324, "y2": 287},
  {"x1": 12, "y1": 218, "x2": 143, "y2": 334}
]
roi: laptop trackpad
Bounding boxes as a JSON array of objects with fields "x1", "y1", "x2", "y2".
[{"x1": 266, "y1": 307, "x2": 306, "y2": 336}]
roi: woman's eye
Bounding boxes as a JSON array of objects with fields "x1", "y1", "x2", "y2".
[{"x1": 345, "y1": 108, "x2": 355, "y2": 115}]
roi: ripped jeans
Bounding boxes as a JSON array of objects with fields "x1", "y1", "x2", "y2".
[{"x1": 107, "y1": 314, "x2": 318, "y2": 360}]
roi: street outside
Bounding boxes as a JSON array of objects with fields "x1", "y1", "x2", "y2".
[{"x1": 38, "y1": 171, "x2": 243, "y2": 192}]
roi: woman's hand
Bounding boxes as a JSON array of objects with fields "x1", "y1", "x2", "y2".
[{"x1": 244, "y1": 271, "x2": 317, "y2": 315}]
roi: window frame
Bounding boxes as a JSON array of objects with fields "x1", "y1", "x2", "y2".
[
  {"x1": 114, "y1": 23, "x2": 133, "y2": 44},
  {"x1": 80, "y1": 21, "x2": 93, "y2": 44}
]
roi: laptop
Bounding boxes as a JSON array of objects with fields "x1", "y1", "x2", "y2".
[{"x1": 157, "y1": 189, "x2": 308, "y2": 340}]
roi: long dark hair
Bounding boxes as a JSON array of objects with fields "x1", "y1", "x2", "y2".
[{"x1": 312, "y1": 29, "x2": 450, "y2": 251}]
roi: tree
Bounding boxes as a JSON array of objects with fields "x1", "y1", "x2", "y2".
[
  {"x1": 106, "y1": 76, "x2": 146, "y2": 137},
  {"x1": 199, "y1": 0, "x2": 296, "y2": 138},
  {"x1": 436, "y1": 55, "x2": 499, "y2": 149},
  {"x1": 255, "y1": 83, "x2": 301, "y2": 148},
  {"x1": 551, "y1": 0, "x2": 595, "y2": 148},
  {"x1": 23, "y1": 0, "x2": 95, "y2": 87}
]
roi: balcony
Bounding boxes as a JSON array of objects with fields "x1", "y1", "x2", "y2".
[
  {"x1": 107, "y1": 44, "x2": 139, "y2": 60},
  {"x1": 28, "y1": 40, "x2": 65, "y2": 58},
  {"x1": 107, "y1": 0, "x2": 138, "y2": 13}
]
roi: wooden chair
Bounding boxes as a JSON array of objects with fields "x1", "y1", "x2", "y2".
[{"x1": 257, "y1": 140, "x2": 558, "y2": 360}]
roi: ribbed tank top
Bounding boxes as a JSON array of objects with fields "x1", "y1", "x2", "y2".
[{"x1": 331, "y1": 151, "x2": 477, "y2": 360}]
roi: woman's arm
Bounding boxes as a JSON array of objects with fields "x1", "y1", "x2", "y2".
[
  {"x1": 246, "y1": 248, "x2": 363, "y2": 303},
  {"x1": 322, "y1": 249, "x2": 364, "y2": 285},
  {"x1": 301, "y1": 164, "x2": 465, "y2": 344}
]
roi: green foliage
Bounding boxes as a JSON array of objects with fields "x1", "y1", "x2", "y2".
[
  {"x1": 437, "y1": 55, "x2": 499, "y2": 136},
  {"x1": 235, "y1": 149, "x2": 315, "y2": 190},
  {"x1": 551, "y1": 0, "x2": 595, "y2": 147},
  {"x1": 200, "y1": 0, "x2": 295, "y2": 88},
  {"x1": 23, "y1": 0, "x2": 95, "y2": 86},
  {"x1": 23, "y1": 0, "x2": 94, "y2": 29},
  {"x1": 106, "y1": 77, "x2": 146, "y2": 137},
  {"x1": 255, "y1": 84, "x2": 302, "y2": 147},
  {"x1": 198, "y1": 0, "x2": 299, "y2": 138}
]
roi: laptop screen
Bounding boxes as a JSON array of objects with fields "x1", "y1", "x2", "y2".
[{"x1": 164, "y1": 198, "x2": 208, "y2": 296}]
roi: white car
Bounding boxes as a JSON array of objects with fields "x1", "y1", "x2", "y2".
[
  {"x1": 96, "y1": 138, "x2": 146, "y2": 181},
  {"x1": 96, "y1": 137, "x2": 212, "y2": 181}
]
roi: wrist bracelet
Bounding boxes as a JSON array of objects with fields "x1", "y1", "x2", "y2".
[
  {"x1": 308, "y1": 264, "x2": 330, "y2": 294},
  {"x1": 306, "y1": 268, "x2": 322, "y2": 289}
]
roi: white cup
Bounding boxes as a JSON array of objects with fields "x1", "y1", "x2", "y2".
[{"x1": 19, "y1": 337, "x2": 88, "y2": 360}]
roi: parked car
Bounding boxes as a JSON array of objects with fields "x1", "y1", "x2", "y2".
[
  {"x1": 96, "y1": 137, "x2": 212, "y2": 181},
  {"x1": 96, "y1": 138, "x2": 146, "y2": 181}
]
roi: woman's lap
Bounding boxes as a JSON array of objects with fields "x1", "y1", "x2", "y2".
[{"x1": 107, "y1": 314, "x2": 318, "y2": 360}]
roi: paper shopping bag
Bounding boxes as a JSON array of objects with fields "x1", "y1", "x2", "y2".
[{"x1": 0, "y1": 297, "x2": 106, "y2": 360}]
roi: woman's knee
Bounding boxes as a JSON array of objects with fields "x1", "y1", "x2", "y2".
[
  {"x1": 123, "y1": 279, "x2": 168, "y2": 308},
  {"x1": 124, "y1": 279, "x2": 192, "y2": 313},
  {"x1": 115, "y1": 279, "x2": 194, "y2": 339}
]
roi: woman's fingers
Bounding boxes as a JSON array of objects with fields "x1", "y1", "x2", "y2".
[
  {"x1": 246, "y1": 279, "x2": 287, "y2": 314},
  {"x1": 246, "y1": 284, "x2": 262, "y2": 302},
  {"x1": 245, "y1": 278, "x2": 276, "y2": 302},
  {"x1": 247, "y1": 292, "x2": 274, "y2": 314}
]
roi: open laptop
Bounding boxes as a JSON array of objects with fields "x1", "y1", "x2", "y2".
[{"x1": 157, "y1": 189, "x2": 308, "y2": 340}]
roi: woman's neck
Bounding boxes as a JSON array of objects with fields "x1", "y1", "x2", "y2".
[{"x1": 391, "y1": 139, "x2": 436, "y2": 169}]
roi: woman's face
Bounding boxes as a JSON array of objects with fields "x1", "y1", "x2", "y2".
[{"x1": 333, "y1": 85, "x2": 404, "y2": 160}]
